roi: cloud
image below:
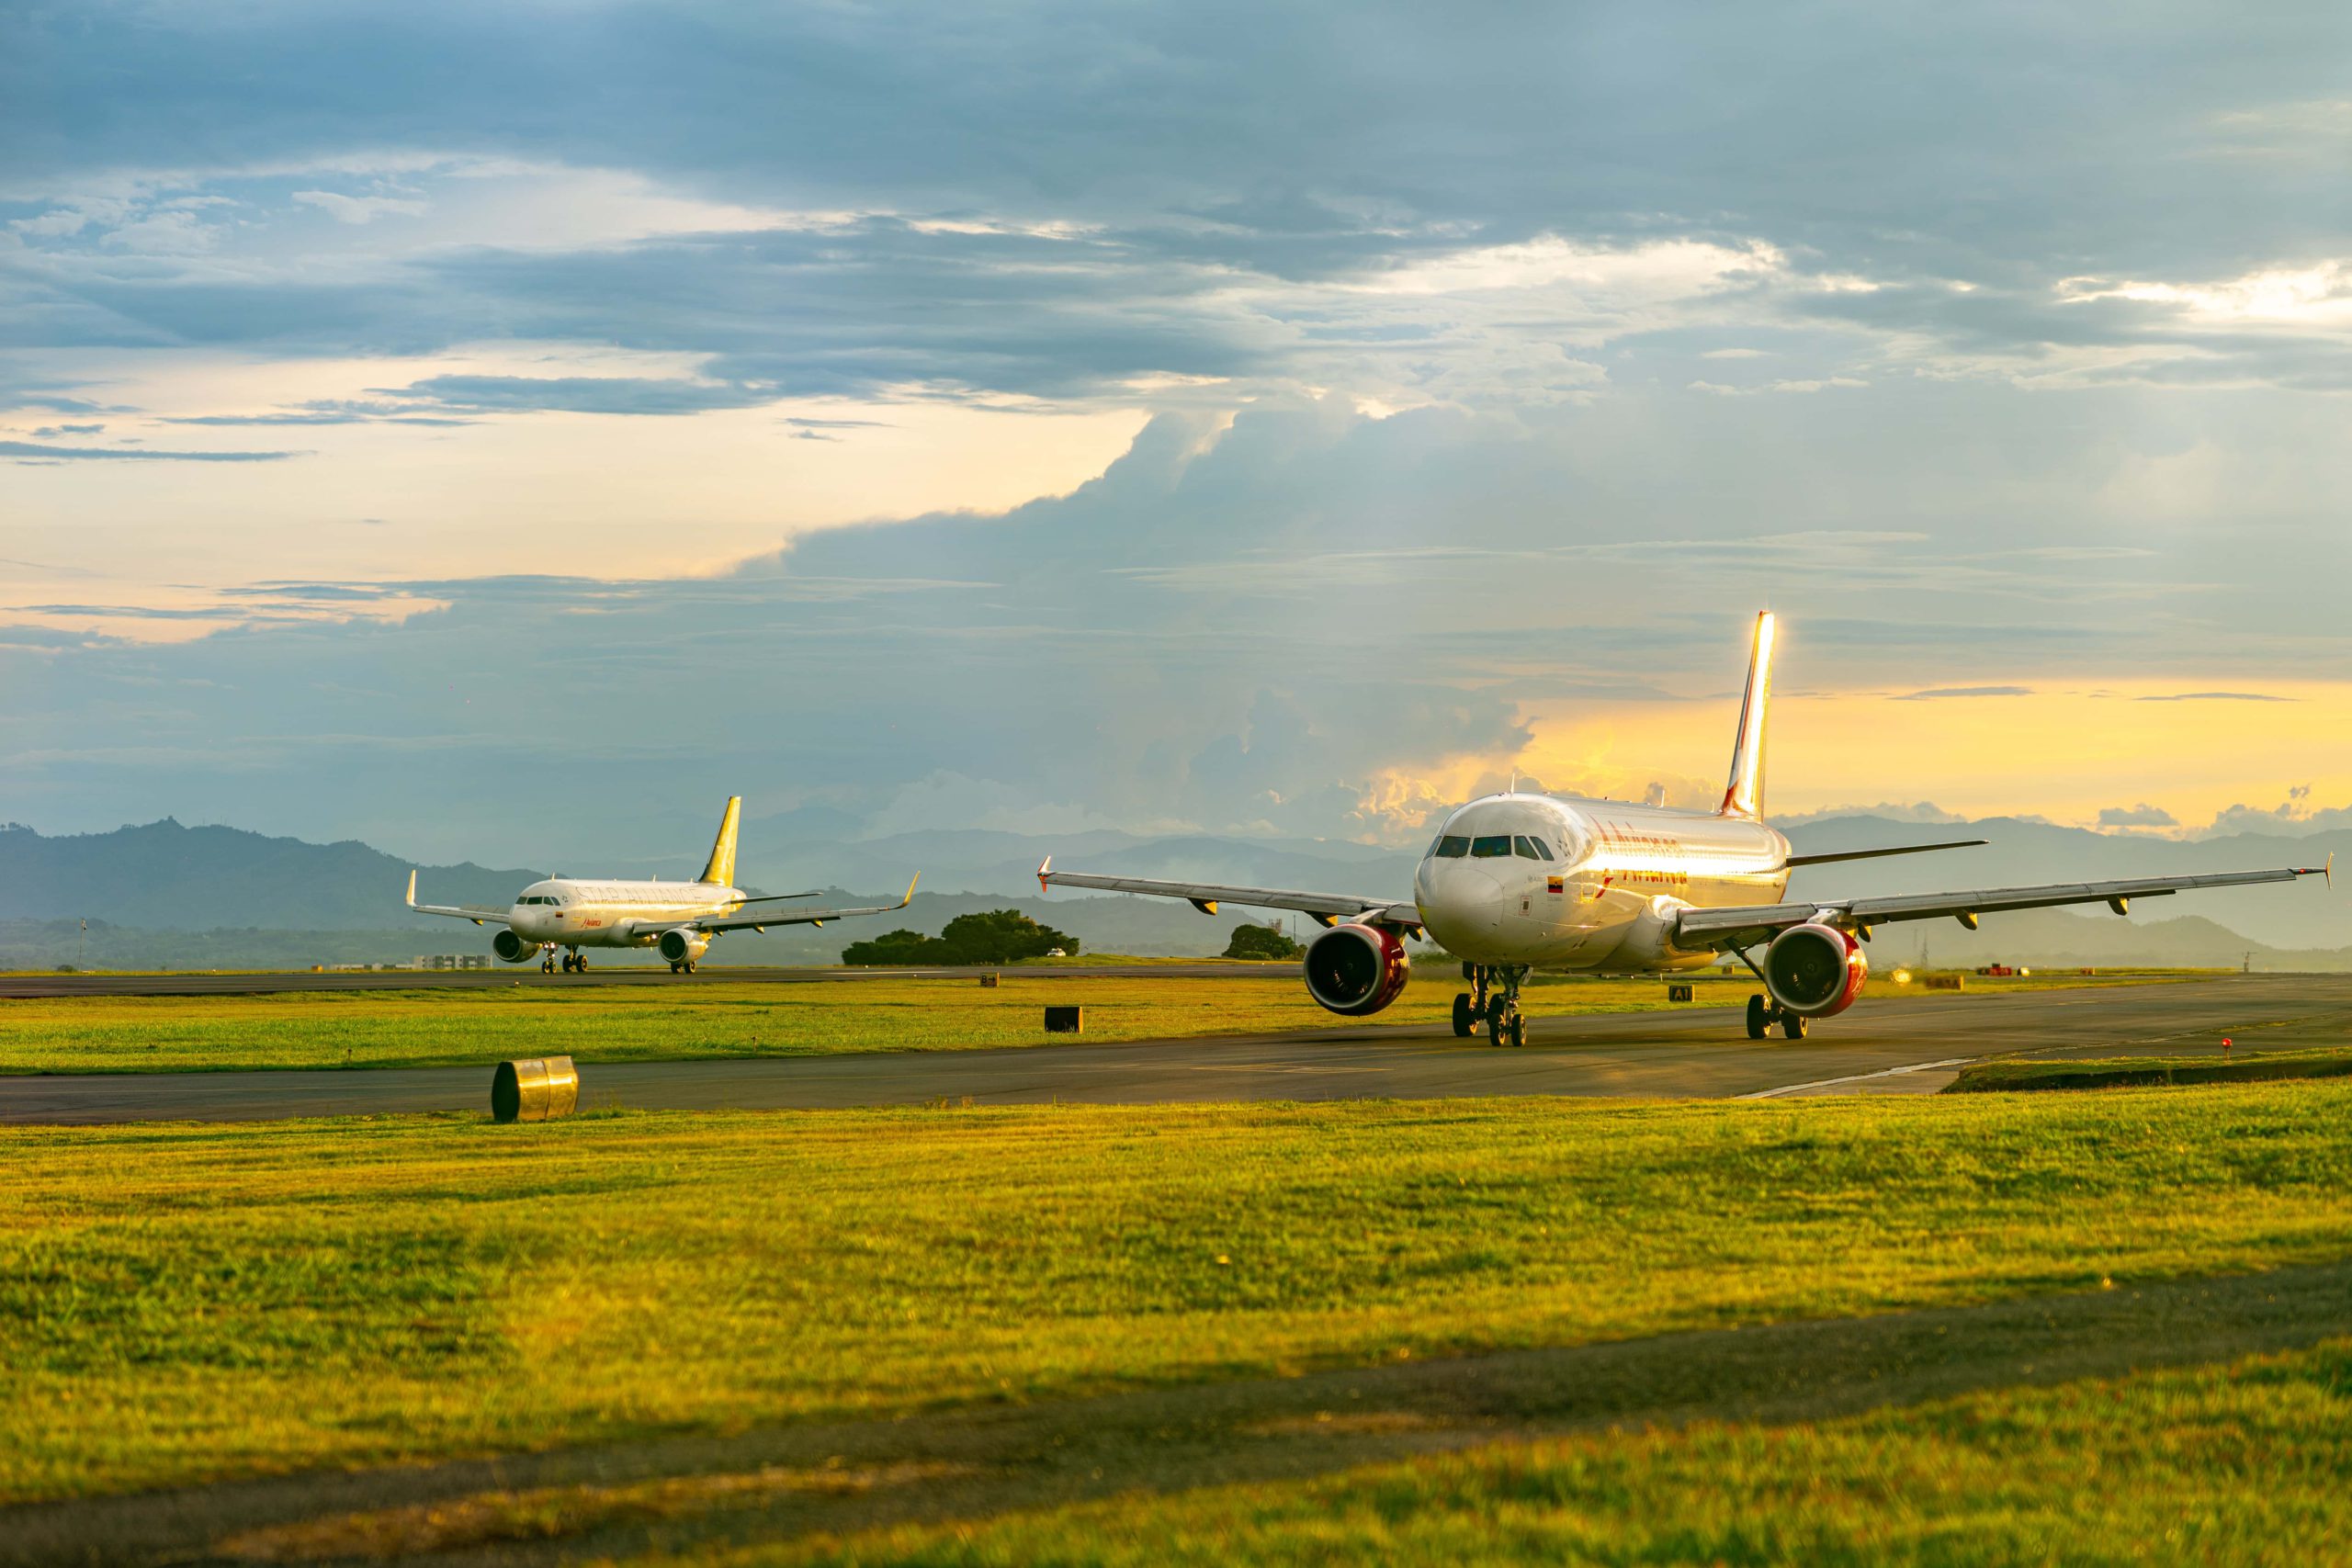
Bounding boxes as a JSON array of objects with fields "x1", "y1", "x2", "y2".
[
  {"x1": 384, "y1": 374, "x2": 783, "y2": 416},
  {"x1": 29, "y1": 423, "x2": 103, "y2": 436},
  {"x1": 0, "y1": 440, "x2": 300, "y2": 462},
  {"x1": 1895, "y1": 686, "x2": 2034, "y2": 701},
  {"x1": 2136, "y1": 691, "x2": 2293, "y2": 703},
  {"x1": 290, "y1": 189, "x2": 426, "y2": 224},
  {"x1": 163, "y1": 401, "x2": 473, "y2": 426},
  {"x1": 1775, "y1": 802, "x2": 1973, "y2": 826},
  {"x1": 2098, "y1": 803, "x2": 2178, "y2": 829}
]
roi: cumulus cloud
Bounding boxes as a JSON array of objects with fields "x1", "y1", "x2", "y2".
[{"x1": 2098, "y1": 802, "x2": 2178, "y2": 829}]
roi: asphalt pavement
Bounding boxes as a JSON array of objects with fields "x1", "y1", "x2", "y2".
[{"x1": 6, "y1": 974, "x2": 2345, "y2": 1123}]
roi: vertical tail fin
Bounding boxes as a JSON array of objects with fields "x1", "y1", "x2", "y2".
[
  {"x1": 1718, "y1": 612, "x2": 1776, "y2": 818},
  {"x1": 698, "y1": 796, "x2": 742, "y2": 886}
]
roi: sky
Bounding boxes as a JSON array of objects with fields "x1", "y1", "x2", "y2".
[{"x1": 6, "y1": 2, "x2": 2351, "y2": 869}]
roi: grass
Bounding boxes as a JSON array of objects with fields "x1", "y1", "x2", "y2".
[
  {"x1": 0, "y1": 968, "x2": 2189, "y2": 1076},
  {"x1": 1950, "y1": 1046, "x2": 2352, "y2": 1094},
  {"x1": 714, "y1": 1343, "x2": 2352, "y2": 1565},
  {"x1": 6, "y1": 1081, "x2": 2352, "y2": 1505}
]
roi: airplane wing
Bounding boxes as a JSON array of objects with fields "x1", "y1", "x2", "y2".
[
  {"x1": 1675, "y1": 860, "x2": 2331, "y2": 950},
  {"x1": 404, "y1": 871, "x2": 511, "y2": 926},
  {"x1": 1036, "y1": 859, "x2": 1419, "y2": 930},
  {"x1": 677, "y1": 875, "x2": 921, "y2": 935}
]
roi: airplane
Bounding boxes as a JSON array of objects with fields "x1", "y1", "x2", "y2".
[
  {"x1": 1040, "y1": 613, "x2": 2331, "y2": 1044},
  {"x1": 405, "y1": 796, "x2": 917, "y2": 975}
]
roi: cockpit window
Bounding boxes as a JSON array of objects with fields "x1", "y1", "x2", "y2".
[
  {"x1": 1511, "y1": 835, "x2": 1547, "y2": 860},
  {"x1": 1433, "y1": 835, "x2": 1470, "y2": 858},
  {"x1": 1470, "y1": 835, "x2": 1512, "y2": 858}
]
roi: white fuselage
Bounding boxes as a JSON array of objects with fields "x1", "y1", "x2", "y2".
[
  {"x1": 1411, "y1": 793, "x2": 1790, "y2": 971},
  {"x1": 507, "y1": 878, "x2": 749, "y2": 950}
]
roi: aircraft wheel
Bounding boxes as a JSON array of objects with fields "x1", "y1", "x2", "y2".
[
  {"x1": 684, "y1": 961, "x2": 697, "y2": 975},
  {"x1": 1781, "y1": 1012, "x2": 1808, "y2": 1041},
  {"x1": 1452, "y1": 994, "x2": 1475, "y2": 1038},
  {"x1": 1486, "y1": 996, "x2": 1510, "y2": 1044},
  {"x1": 669, "y1": 960, "x2": 681, "y2": 974},
  {"x1": 1508, "y1": 1012, "x2": 1526, "y2": 1048},
  {"x1": 1746, "y1": 994, "x2": 1770, "y2": 1040}
]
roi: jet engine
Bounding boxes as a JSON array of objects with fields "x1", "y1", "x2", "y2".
[
  {"x1": 658, "y1": 930, "x2": 712, "y2": 965},
  {"x1": 1303, "y1": 922, "x2": 1410, "y2": 1017},
  {"x1": 1763, "y1": 922, "x2": 1869, "y2": 1018},
  {"x1": 492, "y1": 928, "x2": 544, "y2": 964}
]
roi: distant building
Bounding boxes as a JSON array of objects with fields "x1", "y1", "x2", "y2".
[{"x1": 414, "y1": 953, "x2": 492, "y2": 970}]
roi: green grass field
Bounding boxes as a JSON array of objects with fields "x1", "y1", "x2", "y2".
[
  {"x1": 0, "y1": 967, "x2": 2188, "y2": 1076},
  {"x1": 6, "y1": 1080, "x2": 2352, "y2": 1507},
  {"x1": 715, "y1": 1343, "x2": 2352, "y2": 1565}
]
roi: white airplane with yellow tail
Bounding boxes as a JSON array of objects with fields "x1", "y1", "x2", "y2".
[
  {"x1": 405, "y1": 797, "x2": 916, "y2": 974},
  {"x1": 1042, "y1": 613, "x2": 2329, "y2": 1043}
]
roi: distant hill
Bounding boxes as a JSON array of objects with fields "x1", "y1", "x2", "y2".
[
  {"x1": 0, "y1": 810, "x2": 2339, "y2": 969},
  {"x1": 0, "y1": 819, "x2": 541, "y2": 931},
  {"x1": 1781, "y1": 816, "x2": 2347, "y2": 951}
]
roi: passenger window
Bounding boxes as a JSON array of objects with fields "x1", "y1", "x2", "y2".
[
  {"x1": 1434, "y1": 836, "x2": 1470, "y2": 858},
  {"x1": 1471, "y1": 835, "x2": 1512, "y2": 858}
]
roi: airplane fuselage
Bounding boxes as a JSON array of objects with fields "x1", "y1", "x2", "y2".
[
  {"x1": 506, "y1": 879, "x2": 751, "y2": 950},
  {"x1": 1412, "y1": 793, "x2": 1790, "y2": 971}
]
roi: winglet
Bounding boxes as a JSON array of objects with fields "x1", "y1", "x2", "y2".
[
  {"x1": 405, "y1": 869, "x2": 418, "y2": 908},
  {"x1": 1037, "y1": 855, "x2": 1052, "y2": 895},
  {"x1": 900, "y1": 873, "x2": 921, "y2": 909}
]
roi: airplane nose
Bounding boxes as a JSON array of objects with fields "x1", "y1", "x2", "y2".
[{"x1": 1417, "y1": 862, "x2": 1506, "y2": 948}]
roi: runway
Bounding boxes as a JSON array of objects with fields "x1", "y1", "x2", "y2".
[
  {"x1": 0, "y1": 962, "x2": 1276, "y2": 999},
  {"x1": 6, "y1": 975, "x2": 2345, "y2": 1124}
]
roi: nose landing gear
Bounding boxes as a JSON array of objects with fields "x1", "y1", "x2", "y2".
[
  {"x1": 540, "y1": 953, "x2": 556, "y2": 974},
  {"x1": 1457, "y1": 963, "x2": 1528, "y2": 1046}
]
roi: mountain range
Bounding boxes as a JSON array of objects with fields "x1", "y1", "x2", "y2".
[{"x1": 0, "y1": 812, "x2": 2341, "y2": 968}]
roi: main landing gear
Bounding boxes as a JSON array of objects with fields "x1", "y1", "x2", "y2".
[
  {"x1": 1746, "y1": 993, "x2": 1807, "y2": 1041},
  {"x1": 1726, "y1": 942, "x2": 1804, "y2": 1039},
  {"x1": 1454, "y1": 963, "x2": 1528, "y2": 1047},
  {"x1": 668, "y1": 959, "x2": 699, "y2": 975},
  {"x1": 560, "y1": 951, "x2": 588, "y2": 975}
]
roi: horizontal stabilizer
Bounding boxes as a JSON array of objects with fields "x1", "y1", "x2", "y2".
[{"x1": 1785, "y1": 838, "x2": 1988, "y2": 869}]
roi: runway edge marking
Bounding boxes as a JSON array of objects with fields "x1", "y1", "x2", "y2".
[{"x1": 1739, "y1": 1057, "x2": 1981, "y2": 1100}]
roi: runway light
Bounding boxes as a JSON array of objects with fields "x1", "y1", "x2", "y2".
[{"x1": 1893, "y1": 968, "x2": 1913, "y2": 985}]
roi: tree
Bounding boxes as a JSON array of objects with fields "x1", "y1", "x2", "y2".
[
  {"x1": 1223, "y1": 921, "x2": 1303, "y2": 960},
  {"x1": 838, "y1": 929, "x2": 933, "y2": 965},
  {"x1": 841, "y1": 909, "x2": 1080, "y2": 965}
]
